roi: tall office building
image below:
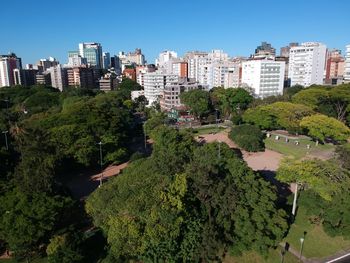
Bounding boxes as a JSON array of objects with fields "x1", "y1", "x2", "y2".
[
  {"x1": 344, "y1": 44, "x2": 350, "y2": 83},
  {"x1": 0, "y1": 53, "x2": 22, "y2": 87},
  {"x1": 241, "y1": 59, "x2": 285, "y2": 98},
  {"x1": 102, "y1": 52, "x2": 111, "y2": 69},
  {"x1": 49, "y1": 65, "x2": 68, "y2": 91},
  {"x1": 78, "y1": 42, "x2": 103, "y2": 68},
  {"x1": 288, "y1": 42, "x2": 327, "y2": 87}
]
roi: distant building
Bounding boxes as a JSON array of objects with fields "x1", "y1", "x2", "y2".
[
  {"x1": 241, "y1": 59, "x2": 285, "y2": 98},
  {"x1": 344, "y1": 44, "x2": 350, "y2": 83},
  {"x1": 36, "y1": 57, "x2": 58, "y2": 72},
  {"x1": 325, "y1": 49, "x2": 345, "y2": 85},
  {"x1": 160, "y1": 78, "x2": 208, "y2": 111},
  {"x1": 224, "y1": 58, "x2": 244, "y2": 88},
  {"x1": 119, "y1": 48, "x2": 145, "y2": 67},
  {"x1": 78, "y1": 42, "x2": 103, "y2": 68},
  {"x1": 67, "y1": 66, "x2": 95, "y2": 89},
  {"x1": 288, "y1": 42, "x2": 327, "y2": 87},
  {"x1": 99, "y1": 73, "x2": 119, "y2": 92},
  {"x1": 136, "y1": 65, "x2": 156, "y2": 86},
  {"x1": 49, "y1": 65, "x2": 68, "y2": 91},
  {"x1": 111, "y1": 55, "x2": 121, "y2": 74},
  {"x1": 254, "y1": 42, "x2": 276, "y2": 58},
  {"x1": 123, "y1": 68, "x2": 136, "y2": 81},
  {"x1": 36, "y1": 71, "x2": 51, "y2": 86},
  {"x1": 171, "y1": 61, "x2": 188, "y2": 78},
  {"x1": 143, "y1": 72, "x2": 179, "y2": 105},
  {"x1": 102, "y1": 52, "x2": 111, "y2": 69},
  {"x1": 13, "y1": 69, "x2": 38, "y2": 86},
  {"x1": 68, "y1": 51, "x2": 87, "y2": 67},
  {"x1": 0, "y1": 53, "x2": 22, "y2": 87},
  {"x1": 280, "y1": 43, "x2": 299, "y2": 57}
]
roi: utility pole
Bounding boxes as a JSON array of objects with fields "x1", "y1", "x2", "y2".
[
  {"x1": 97, "y1": 141, "x2": 103, "y2": 187},
  {"x1": 2, "y1": 131, "x2": 8, "y2": 150}
]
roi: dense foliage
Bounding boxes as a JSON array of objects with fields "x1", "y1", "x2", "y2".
[
  {"x1": 86, "y1": 127, "x2": 287, "y2": 261},
  {"x1": 229, "y1": 124, "x2": 265, "y2": 152}
]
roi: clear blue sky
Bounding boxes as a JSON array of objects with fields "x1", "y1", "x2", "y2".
[{"x1": 1, "y1": 0, "x2": 349, "y2": 65}]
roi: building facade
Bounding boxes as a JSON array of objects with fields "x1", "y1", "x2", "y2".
[
  {"x1": 288, "y1": 42, "x2": 327, "y2": 87},
  {"x1": 344, "y1": 45, "x2": 350, "y2": 83},
  {"x1": 49, "y1": 65, "x2": 68, "y2": 91},
  {"x1": 0, "y1": 53, "x2": 22, "y2": 87},
  {"x1": 66, "y1": 66, "x2": 95, "y2": 89},
  {"x1": 78, "y1": 43, "x2": 103, "y2": 68},
  {"x1": 325, "y1": 49, "x2": 345, "y2": 85},
  {"x1": 13, "y1": 69, "x2": 38, "y2": 86},
  {"x1": 241, "y1": 59, "x2": 285, "y2": 98},
  {"x1": 143, "y1": 72, "x2": 179, "y2": 105}
]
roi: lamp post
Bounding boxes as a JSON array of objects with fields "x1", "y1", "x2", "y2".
[
  {"x1": 97, "y1": 141, "x2": 103, "y2": 187},
  {"x1": 2, "y1": 130, "x2": 8, "y2": 150},
  {"x1": 299, "y1": 237, "x2": 305, "y2": 262},
  {"x1": 292, "y1": 182, "x2": 299, "y2": 216}
]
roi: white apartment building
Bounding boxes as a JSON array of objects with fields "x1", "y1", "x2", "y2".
[
  {"x1": 344, "y1": 44, "x2": 350, "y2": 82},
  {"x1": 143, "y1": 72, "x2": 179, "y2": 105},
  {"x1": 49, "y1": 65, "x2": 67, "y2": 91},
  {"x1": 288, "y1": 42, "x2": 327, "y2": 86},
  {"x1": 0, "y1": 54, "x2": 22, "y2": 87},
  {"x1": 241, "y1": 59, "x2": 285, "y2": 98}
]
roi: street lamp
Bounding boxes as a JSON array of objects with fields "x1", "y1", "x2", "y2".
[
  {"x1": 2, "y1": 130, "x2": 8, "y2": 150},
  {"x1": 97, "y1": 141, "x2": 103, "y2": 187},
  {"x1": 299, "y1": 237, "x2": 305, "y2": 262},
  {"x1": 292, "y1": 182, "x2": 299, "y2": 216}
]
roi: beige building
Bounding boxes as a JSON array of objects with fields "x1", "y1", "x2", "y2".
[{"x1": 325, "y1": 49, "x2": 345, "y2": 85}]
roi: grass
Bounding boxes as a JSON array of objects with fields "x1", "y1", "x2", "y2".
[
  {"x1": 224, "y1": 248, "x2": 299, "y2": 263},
  {"x1": 264, "y1": 135, "x2": 334, "y2": 160},
  {"x1": 283, "y1": 206, "x2": 350, "y2": 259}
]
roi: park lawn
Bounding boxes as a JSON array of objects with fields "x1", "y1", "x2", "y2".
[
  {"x1": 283, "y1": 206, "x2": 350, "y2": 259},
  {"x1": 264, "y1": 136, "x2": 334, "y2": 160},
  {"x1": 224, "y1": 248, "x2": 298, "y2": 263}
]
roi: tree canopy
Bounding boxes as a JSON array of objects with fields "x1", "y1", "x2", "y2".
[{"x1": 180, "y1": 89, "x2": 211, "y2": 119}]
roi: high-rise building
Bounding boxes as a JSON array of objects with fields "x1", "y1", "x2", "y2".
[
  {"x1": 99, "y1": 73, "x2": 119, "y2": 92},
  {"x1": 66, "y1": 66, "x2": 95, "y2": 89},
  {"x1": 78, "y1": 43, "x2": 103, "y2": 68},
  {"x1": 280, "y1": 43, "x2": 299, "y2": 57},
  {"x1": 254, "y1": 42, "x2": 276, "y2": 58},
  {"x1": 0, "y1": 53, "x2": 22, "y2": 87},
  {"x1": 241, "y1": 59, "x2": 285, "y2": 98},
  {"x1": 36, "y1": 57, "x2": 58, "y2": 72},
  {"x1": 325, "y1": 49, "x2": 345, "y2": 85},
  {"x1": 102, "y1": 52, "x2": 111, "y2": 69},
  {"x1": 171, "y1": 61, "x2": 188, "y2": 78},
  {"x1": 49, "y1": 65, "x2": 68, "y2": 91},
  {"x1": 344, "y1": 45, "x2": 350, "y2": 83},
  {"x1": 143, "y1": 72, "x2": 179, "y2": 105},
  {"x1": 67, "y1": 51, "x2": 87, "y2": 67},
  {"x1": 288, "y1": 42, "x2": 327, "y2": 87},
  {"x1": 111, "y1": 55, "x2": 121, "y2": 74},
  {"x1": 224, "y1": 58, "x2": 244, "y2": 88},
  {"x1": 36, "y1": 71, "x2": 51, "y2": 86},
  {"x1": 136, "y1": 65, "x2": 156, "y2": 86},
  {"x1": 13, "y1": 69, "x2": 38, "y2": 86}
]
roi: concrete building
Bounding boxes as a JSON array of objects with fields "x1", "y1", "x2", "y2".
[
  {"x1": 13, "y1": 69, "x2": 38, "y2": 86},
  {"x1": 280, "y1": 43, "x2": 299, "y2": 57},
  {"x1": 123, "y1": 68, "x2": 136, "y2": 81},
  {"x1": 241, "y1": 59, "x2": 285, "y2": 98},
  {"x1": 171, "y1": 61, "x2": 188, "y2": 78},
  {"x1": 224, "y1": 58, "x2": 244, "y2": 88},
  {"x1": 160, "y1": 79, "x2": 209, "y2": 111},
  {"x1": 136, "y1": 65, "x2": 156, "y2": 86},
  {"x1": 143, "y1": 72, "x2": 179, "y2": 105},
  {"x1": 99, "y1": 73, "x2": 119, "y2": 91},
  {"x1": 325, "y1": 49, "x2": 345, "y2": 85},
  {"x1": 288, "y1": 42, "x2": 327, "y2": 87},
  {"x1": 49, "y1": 65, "x2": 68, "y2": 91},
  {"x1": 111, "y1": 55, "x2": 121, "y2": 74},
  {"x1": 343, "y1": 45, "x2": 350, "y2": 83},
  {"x1": 0, "y1": 53, "x2": 22, "y2": 87},
  {"x1": 156, "y1": 50, "x2": 178, "y2": 68},
  {"x1": 78, "y1": 42, "x2": 103, "y2": 68},
  {"x1": 67, "y1": 66, "x2": 95, "y2": 89},
  {"x1": 36, "y1": 57, "x2": 58, "y2": 72},
  {"x1": 36, "y1": 71, "x2": 51, "y2": 86},
  {"x1": 67, "y1": 51, "x2": 87, "y2": 67}
]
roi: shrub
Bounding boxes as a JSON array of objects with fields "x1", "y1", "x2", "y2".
[{"x1": 229, "y1": 124, "x2": 265, "y2": 152}]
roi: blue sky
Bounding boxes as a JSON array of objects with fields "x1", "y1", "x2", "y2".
[{"x1": 1, "y1": 0, "x2": 349, "y2": 65}]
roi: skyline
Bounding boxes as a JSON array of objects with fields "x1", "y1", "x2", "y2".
[{"x1": 1, "y1": 0, "x2": 350, "y2": 65}]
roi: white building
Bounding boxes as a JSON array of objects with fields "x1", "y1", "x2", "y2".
[
  {"x1": 143, "y1": 72, "x2": 179, "y2": 105},
  {"x1": 0, "y1": 54, "x2": 22, "y2": 87},
  {"x1": 67, "y1": 54, "x2": 87, "y2": 67},
  {"x1": 241, "y1": 59, "x2": 285, "y2": 98},
  {"x1": 49, "y1": 65, "x2": 67, "y2": 91},
  {"x1": 344, "y1": 44, "x2": 350, "y2": 83},
  {"x1": 288, "y1": 42, "x2": 327, "y2": 86},
  {"x1": 156, "y1": 51, "x2": 178, "y2": 67}
]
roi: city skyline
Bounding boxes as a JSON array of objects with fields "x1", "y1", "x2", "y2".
[{"x1": 1, "y1": 0, "x2": 350, "y2": 65}]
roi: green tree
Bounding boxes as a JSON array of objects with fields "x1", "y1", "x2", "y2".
[
  {"x1": 300, "y1": 114, "x2": 350, "y2": 143},
  {"x1": 180, "y1": 89, "x2": 211, "y2": 119},
  {"x1": 229, "y1": 124, "x2": 265, "y2": 152},
  {"x1": 0, "y1": 189, "x2": 73, "y2": 259},
  {"x1": 335, "y1": 143, "x2": 350, "y2": 170}
]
